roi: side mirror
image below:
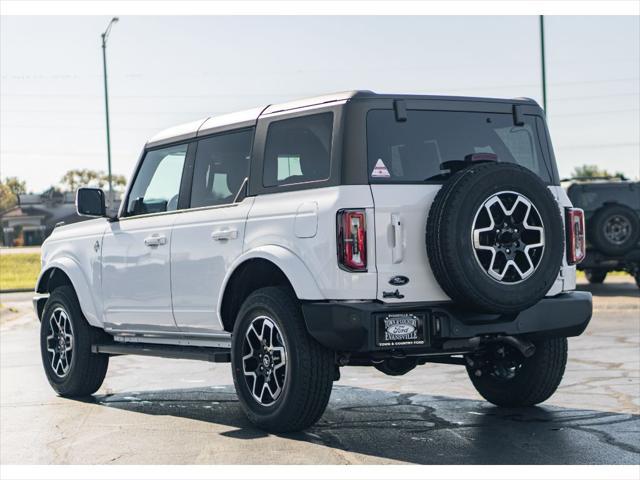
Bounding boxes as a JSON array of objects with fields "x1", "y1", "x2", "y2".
[{"x1": 76, "y1": 187, "x2": 107, "y2": 217}]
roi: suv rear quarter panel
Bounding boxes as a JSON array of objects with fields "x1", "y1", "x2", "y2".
[{"x1": 244, "y1": 185, "x2": 377, "y2": 299}]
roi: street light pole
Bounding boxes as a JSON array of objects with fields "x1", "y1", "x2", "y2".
[
  {"x1": 539, "y1": 15, "x2": 547, "y2": 113},
  {"x1": 101, "y1": 17, "x2": 118, "y2": 206}
]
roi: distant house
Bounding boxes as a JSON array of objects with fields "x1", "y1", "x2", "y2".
[{"x1": 1, "y1": 189, "x2": 120, "y2": 246}]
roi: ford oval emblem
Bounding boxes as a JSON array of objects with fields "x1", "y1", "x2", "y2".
[
  {"x1": 386, "y1": 323, "x2": 416, "y2": 336},
  {"x1": 389, "y1": 275, "x2": 409, "y2": 286}
]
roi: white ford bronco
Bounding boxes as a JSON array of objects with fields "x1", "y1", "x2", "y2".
[{"x1": 35, "y1": 91, "x2": 592, "y2": 432}]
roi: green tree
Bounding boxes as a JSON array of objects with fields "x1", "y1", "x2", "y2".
[
  {"x1": 0, "y1": 182, "x2": 17, "y2": 212},
  {"x1": 571, "y1": 164, "x2": 627, "y2": 180},
  {"x1": 0, "y1": 176, "x2": 28, "y2": 212},
  {"x1": 4, "y1": 177, "x2": 27, "y2": 196},
  {"x1": 60, "y1": 169, "x2": 127, "y2": 192}
]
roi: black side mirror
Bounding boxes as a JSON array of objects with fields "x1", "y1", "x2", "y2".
[{"x1": 76, "y1": 187, "x2": 107, "y2": 217}]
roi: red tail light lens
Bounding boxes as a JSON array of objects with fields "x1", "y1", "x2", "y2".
[
  {"x1": 566, "y1": 207, "x2": 586, "y2": 265},
  {"x1": 337, "y1": 209, "x2": 367, "y2": 272}
]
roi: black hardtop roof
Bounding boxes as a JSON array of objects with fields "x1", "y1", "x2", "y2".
[
  {"x1": 348, "y1": 90, "x2": 538, "y2": 104},
  {"x1": 147, "y1": 90, "x2": 541, "y2": 147},
  {"x1": 263, "y1": 90, "x2": 540, "y2": 114}
]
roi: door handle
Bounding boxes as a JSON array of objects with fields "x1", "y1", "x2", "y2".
[
  {"x1": 144, "y1": 234, "x2": 167, "y2": 247},
  {"x1": 391, "y1": 213, "x2": 404, "y2": 264},
  {"x1": 211, "y1": 228, "x2": 238, "y2": 241}
]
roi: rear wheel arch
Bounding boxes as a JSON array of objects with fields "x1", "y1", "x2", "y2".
[
  {"x1": 220, "y1": 258, "x2": 295, "y2": 333},
  {"x1": 218, "y1": 247, "x2": 324, "y2": 333}
]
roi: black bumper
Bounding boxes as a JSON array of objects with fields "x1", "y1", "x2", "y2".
[{"x1": 301, "y1": 291, "x2": 592, "y2": 353}]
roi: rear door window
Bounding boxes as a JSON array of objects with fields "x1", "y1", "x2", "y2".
[
  {"x1": 367, "y1": 110, "x2": 550, "y2": 183},
  {"x1": 190, "y1": 129, "x2": 253, "y2": 208},
  {"x1": 263, "y1": 113, "x2": 333, "y2": 187}
]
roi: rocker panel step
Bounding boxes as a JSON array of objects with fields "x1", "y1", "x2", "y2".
[{"x1": 92, "y1": 342, "x2": 231, "y2": 363}]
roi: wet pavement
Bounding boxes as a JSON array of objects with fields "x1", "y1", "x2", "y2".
[{"x1": 1, "y1": 278, "x2": 638, "y2": 464}]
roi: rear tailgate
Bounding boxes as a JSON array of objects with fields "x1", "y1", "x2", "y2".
[{"x1": 371, "y1": 184, "x2": 448, "y2": 303}]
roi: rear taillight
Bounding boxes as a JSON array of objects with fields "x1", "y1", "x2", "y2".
[
  {"x1": 337, "y1": 209, "x2": 367, "y2": 272},
  {"x1": 566, "y1": 207, "x2": 586, "y2": 265}
]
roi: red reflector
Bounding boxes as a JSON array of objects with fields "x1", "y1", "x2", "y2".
[
  {"x1": 566, "y1": 208, "x2": 586, "y2": 265},
  {"x1": 337, "y1": 209, "x2": 367, "y2": 272}
]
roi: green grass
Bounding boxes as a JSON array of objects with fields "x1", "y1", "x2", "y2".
[{"x1": 0, "y1": 253, "x2": 40, "y2": 291}]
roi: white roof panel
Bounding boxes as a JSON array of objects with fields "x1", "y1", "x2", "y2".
[
  {"x1": 146, "y1": 118, "x2": 208, "y2": 148},
  {"x1": 197, "y1": 107, "x2": 265, "y2": 137}
]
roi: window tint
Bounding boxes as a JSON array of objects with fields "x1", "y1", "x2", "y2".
[
  {"x1": 190, "y1": 130, "x2": 253, "y2": 208},
  {"x1": 367, "y1": 110, "x2": 549, "y2": 183},
  {"x1": 126, "y1": 144, "x2": 187, "y2": 216},
  {"x1": 263, "y1": 113, "x2": 333, "y2": 187}
]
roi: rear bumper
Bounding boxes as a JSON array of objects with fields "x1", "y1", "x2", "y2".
[{"x1": 301, "y1": 291, "x2": 592, "y2": 353}]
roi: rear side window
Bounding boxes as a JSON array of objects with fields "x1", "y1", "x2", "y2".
[
  {"x1": 263, "y1": 113, "x2": 333, "y2": 187},
  {"x1": 190, "y1": 129, "x2": 253, "y2": 208},
  {"x1": 367, "y1": 110, "x2": 550, "y2": 183}
]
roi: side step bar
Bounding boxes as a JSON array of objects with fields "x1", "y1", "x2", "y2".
[{"x1": 92, "y1": 342, "x2": 231, "y2": 363}]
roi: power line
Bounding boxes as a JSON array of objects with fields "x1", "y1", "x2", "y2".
[{"x1": 2, "y1": 77, "x2": 639, "y2": 99}]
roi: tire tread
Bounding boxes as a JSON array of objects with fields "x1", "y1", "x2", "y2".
[
  {"x1": 40, "y1": 285, "x2": 109, "y2": 397},
  {"x1": 232, "y1": 286, "x2": 333, "y2": 432},
  {"x1": 468, "y1": 337, "x2": 567, "y2": 407}
]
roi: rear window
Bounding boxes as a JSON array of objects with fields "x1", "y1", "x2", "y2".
[
  {"x1": 367, "y1": 109, "x2": 550, "y2": 183},
  {"x1": 263, "y1": 113, "x2": 333, "y2": 187}
]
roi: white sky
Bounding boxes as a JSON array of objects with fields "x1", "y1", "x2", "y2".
[{"x1": 1, "y1": 15, "x2": 639, "y2": 192}]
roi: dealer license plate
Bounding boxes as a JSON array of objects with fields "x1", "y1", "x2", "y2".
[{"x1": 376, "y1": 313, "x2": 427, "y2": 347}]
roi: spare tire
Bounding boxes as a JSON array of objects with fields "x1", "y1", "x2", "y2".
[
  {"x1": 588, "y1": 204, "x2": 640, "y2": 256},
  {"x1": 426, "y1": 162, "x2": 564, "y2": 314}
]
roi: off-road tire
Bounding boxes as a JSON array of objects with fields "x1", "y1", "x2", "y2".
[
  {"x1": 231, "y1": 286, "x2": 334, "y2": 432},
  {"x1": 426, "y1": 162, "x2": 564, "y2": 314},
  {"x1": 467, "y1": 337, "x2": 568, "y2": 407},
  {"x1": 589, "y1": 204, "x2": 640, "y2": 256},
  {"x1": 585, "y1": 269, "x2": 607, "y2": 284},
  {"x1": 40, "y1": 286, "x2": 109, "y2": 396}
]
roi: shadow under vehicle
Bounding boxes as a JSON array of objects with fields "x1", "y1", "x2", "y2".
[
  {"x1": 79, "y1": 384, "x2": 640, "y2": 464},
  {"x1": 566, "y1": 179, "x2": 640, "y2": 288}
]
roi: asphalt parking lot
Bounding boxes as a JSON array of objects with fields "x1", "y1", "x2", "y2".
[{"x1": 1, "y1": 277, "x2": 638, "y2": 464}]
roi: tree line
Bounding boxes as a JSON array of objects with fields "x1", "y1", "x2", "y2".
[
  {"x1": 0, "y1": 164, "x2": 632, "y2": 213},
  {"x1": 0, "y1": 169, "x2": 127, "y2": 212}
]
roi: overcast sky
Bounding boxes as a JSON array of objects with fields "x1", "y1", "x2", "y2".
[{"x1": 1, "y1": 15, "x2": 638, "y2": 192}]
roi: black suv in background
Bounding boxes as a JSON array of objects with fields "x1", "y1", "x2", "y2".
[{"x1": 567, "y1": 180, "x2": 640, "y2": 287}]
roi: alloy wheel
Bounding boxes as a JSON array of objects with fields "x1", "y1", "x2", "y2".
[
  {"x1": 472, "y1": 191, "x2": 545, "y2": 284},
  {"x1": 241, "y1": 315, "x2": 288, "y2": 406},
  {"x1": 46, "y1": 307, "x2": 74, "y2": 378},
  {"x1": 603, "y1": 214, "x2": 632, "y2": 245}
]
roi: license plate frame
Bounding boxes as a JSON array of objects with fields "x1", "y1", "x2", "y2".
[{"x1": 375, "y1": 312, "x2": 428, "y2": 348}]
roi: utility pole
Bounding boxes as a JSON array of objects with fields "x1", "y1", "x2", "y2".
[
  {"x1": 539, "y1": 15, "x2": 547, "y2": 113},
  {"x1": 101, "y1": 17, "x2": 118, "y2": 206}
]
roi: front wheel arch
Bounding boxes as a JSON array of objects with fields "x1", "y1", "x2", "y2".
[{"x1": 35, "y1": 260, "x2": 101, "y2": 327}]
